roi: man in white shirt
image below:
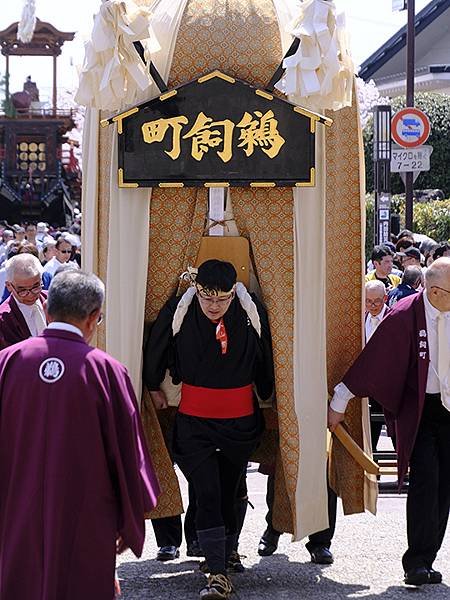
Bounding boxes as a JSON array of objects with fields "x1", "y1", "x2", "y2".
[
  {"x1": 0, "y1": 254, "x2": 47, "y2": 349},
  {"x1": 43, "y1": 237, "x2": 79, "y2": 278},
  {"x1": 328, "y1": 258, "x2": 450, "y2": 587},
  {"x1": 365, "y1": 280, "x2": 388, "y2": 341},
  {"x1": 364, "y1": 280, "x2": 389, "y2": 451}
]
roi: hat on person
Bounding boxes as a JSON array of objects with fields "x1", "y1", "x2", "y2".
[
  {"x1": 36, "y1": 222, "x2": 49, "y2": 233},
  {"x1": 61, "y1": 232, "x2": 81, "y2": 248},
  {"x1": 397, "y1": 246, "x2": 421, "y2": 260},
  {"x1": 383, "y1": 242, "x2": 396, "y2": 253},
  {"x1": 14, "y1": 226, "x2": 25, "y2": 234}
]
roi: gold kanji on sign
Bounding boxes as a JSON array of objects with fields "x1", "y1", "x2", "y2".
[
  {"x1": 237, "y1": 110, "x2": 285, "y2": 158},
  {"x1": 141, "y1": 110, "x2": 286, "y2": 162},
  {"x1": 141, "y1": 116, "x2": 189, "y2": 160},
  {"x1": 182, "y1": 112, "x2": 235, "y2": 163}
]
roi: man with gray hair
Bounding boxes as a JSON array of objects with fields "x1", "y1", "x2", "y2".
[
  {"x1": 329, "y1": 258, "x2": 450, "y2": 586},
  {"x1": 0, "y1": 254, "x2": 47, "y2": 349},
  {"x1": 364, "y1": 279, "x2": 391, "y2": 451},
  {"x1": 0, "y1": 270, "x2": 160, "y2": 600}
]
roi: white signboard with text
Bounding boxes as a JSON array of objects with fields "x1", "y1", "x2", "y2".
[{"x1": 391, "y1": 145, "x2": 433, "y2": 173}]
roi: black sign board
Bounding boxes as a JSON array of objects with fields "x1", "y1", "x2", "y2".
[{"x1": 105, "y1": 71, "x2": 332, "y2": 189}]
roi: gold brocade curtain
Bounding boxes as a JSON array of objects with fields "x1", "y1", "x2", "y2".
[
  {"x1": 232, "y1": 188, "x2": 296, "y2": 533},
  {"x1": 143, "y1": 188, "x2": 206, "y2": 518},
  {"x1": 326, "y1": 97, "x2": 370, "y2": 515}
]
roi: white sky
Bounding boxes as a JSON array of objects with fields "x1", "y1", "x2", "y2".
[{"x1": 0, "y1": 0, "x2": 430, "y2": 104}]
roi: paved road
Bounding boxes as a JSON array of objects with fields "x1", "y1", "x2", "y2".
[{"x1": 116, "y1": 464, "x2": 450, "y2": 599}]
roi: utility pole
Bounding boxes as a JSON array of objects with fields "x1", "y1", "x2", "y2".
[{"x1": 405, "y1": 0, "x2": 415, "y2": 230}]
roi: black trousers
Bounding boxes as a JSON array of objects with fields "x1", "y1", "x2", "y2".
[
  {"x1": 369, "y1": 398, "x2": 396, "y2": 451},
  {"x1": 369, "y1": 398, "x2": 384, "y2": 451},
  {"x1": 151, "y1": 480, "x2": 197, "y2": 547},
  {"x1": 402, "y1": 393, "x2": 450, "y2": 571},
  {"x1": 265, "y1": 471, "x2": 337, "y2": 548},
  {"x1": 188, "y1": 451, "x2": 246, "y2": 533}
]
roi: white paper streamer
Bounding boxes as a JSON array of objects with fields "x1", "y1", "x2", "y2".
[
  {"x1": 75, "y1": 0, "x2": 161, "y2": 111},
  {"x1": 275, "y1": 0, "x2": 354, "y2": 111},
  {"x1": 17, "y1": 0, "x2": 36, "y2": 44}
]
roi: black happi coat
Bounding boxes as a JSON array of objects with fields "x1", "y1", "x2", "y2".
[{"x1": 143, "y1": 293, "x2": 274, "y2": 474}]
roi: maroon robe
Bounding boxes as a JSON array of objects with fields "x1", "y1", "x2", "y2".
[
  {"x1": 0, "y1": 292, "x2": 47, "y2": 349},
  {"x1": 343, "y1": 292, "x2": 428, "y2": 487},
  {"x1": 0, "y1": 328, "x2": 160, "y2": 600}
]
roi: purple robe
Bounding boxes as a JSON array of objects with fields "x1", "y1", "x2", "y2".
[
  {"x1": 0, "y1": 292, "x2": 47, "y2": 349},
  {"x1": 0, "y1": 329, "x2": 160, "y2": 600},
  {"x1": 343, "y1": 292, "x2": 428, "y2": 487}
]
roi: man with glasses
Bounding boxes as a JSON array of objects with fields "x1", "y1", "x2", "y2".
[
  {"x1": 329, "y1": 258, "x2": 450, "y2": 587},
  {"x1": 364, "y1": 280, "x2": 393, "y2": 453},
  {"x1": 0, "y1": 254, "x2": 47, "y2": 350},
  {"x1": 43, "y1": 237, "x2": 79, "y2": 278},
  {"x1": 144, "y1": 259, "x2": 274, "y2": 600}
]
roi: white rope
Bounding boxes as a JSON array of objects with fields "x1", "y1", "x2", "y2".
[
  {"x1": 235, "y1": 282, "x2": 261, "y2": 337},
  {"x1": 171, "y1": 282, "x2": 261, "y2": 337},
  {"x1": 17, "y1": 0, "x2": 36, "y2": 44},
  {"x1": 172, "y1": 286, "x2": 196, "y2": 336}
]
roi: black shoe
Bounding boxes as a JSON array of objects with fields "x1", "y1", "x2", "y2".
[
  {"x1": 309, "y1": 546, "x2": 334, "y2": 565},
  {"x1": 257, "y1": 529, "x2": 280, "y2": 556},
  {"x1": 156, "y1": 545, "x2": 180, "y2": 561},
  {"x1": 428, "y1": 569, "x2": 443, "y2": 584},
  {"x1": 404, "y1": 566, "x2": 430, "y2": 586},
  {"x1": 187, "y1": 540, "x2": 204, "y2": 557},
  {"x1": 227, "y1": 550, "x2": 245, "y2": 573}
]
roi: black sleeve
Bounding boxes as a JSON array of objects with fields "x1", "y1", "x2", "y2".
[
  {"x1": 251, "y1": 293, "x2": 275, "y2": 401},
  {"x1": 142, "y1": 295, "x2": 180, "y2": 391}
]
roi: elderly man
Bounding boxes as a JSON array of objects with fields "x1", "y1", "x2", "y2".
[
  {"x1": 0, "y1": 270, "x2": 160, "y2": 600},
  {"x1": 329, "y1": 258, "x2": 450, "y2": 587},
  {"x1": 364, "y1": 280, "x2": 390, "y2": 451},
  {"x1": 0, "y1": 254, "x2": 47, "y2": 349},
  {"x1": 365, "y1": 280, "x2": 389, "y2": 340}
]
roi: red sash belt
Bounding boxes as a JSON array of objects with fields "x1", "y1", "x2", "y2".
[{"x1": 179, "y1": 383, "x2": 253, "y2": 419}]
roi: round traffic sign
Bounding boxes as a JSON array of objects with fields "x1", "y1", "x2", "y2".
[{"x1": 391, "y1": 108, "x2": 431, "y2": 148}]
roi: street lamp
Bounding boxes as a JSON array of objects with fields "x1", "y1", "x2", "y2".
[{"x1": 373, "y1": 105, "x2": 392, "y2": 245}]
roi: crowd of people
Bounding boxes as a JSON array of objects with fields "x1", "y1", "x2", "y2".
[
  {"x1": 0, "y1": 220, "x2": 81, "y2": 302},
  {"x1": 0, "y1": 221, "x2": 448, "y2": 599}
]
